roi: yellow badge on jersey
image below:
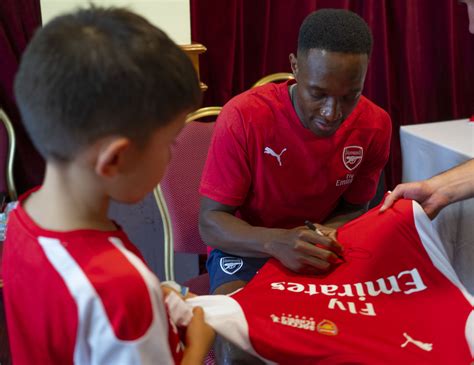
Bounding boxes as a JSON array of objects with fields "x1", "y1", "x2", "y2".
[{"x1": 317, "y1": 319, "x2": 338, "y2": 336}]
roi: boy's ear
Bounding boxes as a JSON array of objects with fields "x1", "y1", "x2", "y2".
[{"x1": 95, "y1": 137, "x2": 131, "y2": 177}]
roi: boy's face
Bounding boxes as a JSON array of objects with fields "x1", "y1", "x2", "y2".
[{"x1": 108, "y1": 112, "x2": 187, "y2": 203}]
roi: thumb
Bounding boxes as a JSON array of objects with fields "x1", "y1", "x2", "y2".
[
  {"x1": 379, "y1": 191, "x2": 394, "y2": 212},
  {"x1": 192, "y1": 306, "x2": 204, "y2": 319},
  {"x1": 422, "y1": 203, "x2": 441, "y2": 220}
]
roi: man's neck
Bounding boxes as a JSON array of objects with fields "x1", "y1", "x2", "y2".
[
  {"x1": 289, "y1": 83, "x2": 306, "y2": 127},
  {"x1": 24, "y1": 163, "x2": 117, "y2": 232}
]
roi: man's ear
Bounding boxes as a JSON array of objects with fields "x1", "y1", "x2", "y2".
[
  {"x1": 289, "y1": 53, "x2": 298, "y2": 79},
  {"x1": 95, "y1": 137, "x2": 131, "y2": 178}
]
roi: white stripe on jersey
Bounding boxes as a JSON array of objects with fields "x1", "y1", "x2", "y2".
[
  {"x1": 37, "y1": 236, "x2": 174, "y2": 365},
  {"x1": 412, "y1": 201, "x2": 474, "y2": 356},
  {"x1": 466, "y1": 311, "x2": 474, "y2": 358},
  {"x1": 187, "y1": 294, "x2": 277, "y2": 364}
]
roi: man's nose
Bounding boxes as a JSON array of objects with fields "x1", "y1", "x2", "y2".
[{"x1": 320, "y1": 98, "x2": 341, "y2": 123}]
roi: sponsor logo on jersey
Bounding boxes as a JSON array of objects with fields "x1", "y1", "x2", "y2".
[
  {"x1": 336, "y1": 173, "x2": 354, "y2": 187},
  {"x1": 401, "y1": 332, "x2": 433, "y2": 352},
  {"x1": 270, "y1": 268, "x2": 427, "y2": 298},
  {"x1": 270, "y1": 268, "x2": 428, "y2": 317},
  {"x1": 270, "y1": 313, "x2": 316, "y2": 331},
  {"x1": 342, "y1": 146, "x2": 363, "y2": 171},
  {"x1": 316, "y1": 319, "x2": 338, "y2": 336},
  {"x1": 264, "y1": 146, "x2": 287, "y2": 166},
  {"x1": 220, "y1": 257, "x2": 244, "y2": 275}
]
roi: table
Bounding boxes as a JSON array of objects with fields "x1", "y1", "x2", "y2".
[{"x1": 400, "y1": 118, "x2": 474, "y2": 294}]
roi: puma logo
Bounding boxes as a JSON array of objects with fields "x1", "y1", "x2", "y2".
[
  {"x1": 264, "y1": 147, "x2": 287, "y2": 166},
  {"x1": 401, "y1": 332, "x2": 432, "y2": 352}
]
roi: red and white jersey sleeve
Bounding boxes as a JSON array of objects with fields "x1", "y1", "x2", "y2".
[
  {"x1": 2, "y1": 191, "x2": 181, "y2": 365},
  {"x1": 199, "y1": 104, "x2": 252, "y2": 207},
  {"x1": 189, "y1": 199, "x2": 474, "y2": 364}
]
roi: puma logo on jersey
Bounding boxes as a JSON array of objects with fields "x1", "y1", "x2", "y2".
[
  {"x1": 401, "y1": 332, "x2": 432, "y2": 352},
  {"x1": 264, "y1": 147, "x2": 287, "y2": 166}
]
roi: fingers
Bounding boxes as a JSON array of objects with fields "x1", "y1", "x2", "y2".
[
  {"x1": 299, "y1": 229, "x2": 343, "y2": 256},
  {"x1": 299, "y1": 254, "x2": 331, "y2": 271},
  {"x1": 185, "y1": 291, "x2": 197, "y2": 299},
  {"x1": 161, "y1": 282, "x2": 190, "y2": 300},
  {"x1": 421, "y1": 201, "x2": 443, "y2": 220},
  {"x1": 425, "y1": 208, "x2": 439, "y2": 220},
  {"x1": 314, "y1": 224, "x2": 343, "y2": 254},
  {"x1": 192, "y1": 306, "x2": 204, "y2": 318},
  {"x1": 161, "y1": 286, "x2": 174, "y2": 298},
  {"x1": 379, "y1": 188, "x2": 403, "y2": 212},
  {"x1": 294, "y1": 239, "x2": 341, "y2": 265},
  {"x1": 301, "y1": 229, "x2": 333, "y2": 246}
]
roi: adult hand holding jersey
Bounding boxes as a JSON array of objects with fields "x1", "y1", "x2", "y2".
[{"x1": 380, "y1": 159, "x2": 474, "y2": 219}]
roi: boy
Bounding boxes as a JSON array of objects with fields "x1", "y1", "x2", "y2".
[{"x1": 2, "y1": 6, "x2": 214, "y2": 364}]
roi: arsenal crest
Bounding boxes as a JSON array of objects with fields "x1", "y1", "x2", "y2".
[
  {"x1": 342, "y1": 146, "x2": 363, "y2": 171},
  {"x1": 220, "y1": 257, "x2": 244, "y2": 275}
]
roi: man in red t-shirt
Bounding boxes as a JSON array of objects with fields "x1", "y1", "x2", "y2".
[
  {"x1": 200, "y1": 9, "x2": 391, "y2": 296},
  {"x1": 200, "y1": 9, "x2": 392, "y2": 362}
]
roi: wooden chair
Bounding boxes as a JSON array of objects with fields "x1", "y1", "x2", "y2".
[
  {"x1": 153, "y1": 107, "x2": 221, "y2": 294},
  {"x1": 252, "y1": 72, "x2": 294, "y2": 88}
]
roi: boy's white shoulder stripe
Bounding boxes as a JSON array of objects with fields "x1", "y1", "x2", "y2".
[{"x1": 37, "y1": 236, "x2": 174, "y2": 365}]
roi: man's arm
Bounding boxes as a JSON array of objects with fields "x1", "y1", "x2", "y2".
[
  {"x1": 199, "y1": 197, "x2": 344, "y2": 274},
  {"x1": 380, "y1": 159, "x2": 474, "y2": 219}
]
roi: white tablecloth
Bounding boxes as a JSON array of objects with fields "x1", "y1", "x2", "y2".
[{"x1": 400, "y1": 118, "x2": 474, "y2": 294}]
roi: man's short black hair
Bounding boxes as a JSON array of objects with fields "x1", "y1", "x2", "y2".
[
  {"x1": 298, "y1": 9, "x2": 373, "y2": 56},
  {"x1": 15, "y1": 6, "x2": 201, "y2": 161}
]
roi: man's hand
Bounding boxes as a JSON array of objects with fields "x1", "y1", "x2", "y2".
[
  {"x1": 181, "y1": 307, "x2": 216, "y2": 365},
  {"x1": 264, "y1": 225, "x2": 343, "y2": 274},
  {"x1": 379, "y1": 180, "x2": 450, "y2": 219}
]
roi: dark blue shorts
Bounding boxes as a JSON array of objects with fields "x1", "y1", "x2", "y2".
[{"x1": 206, "y1": 249, "x2": 269, "y2": 294}]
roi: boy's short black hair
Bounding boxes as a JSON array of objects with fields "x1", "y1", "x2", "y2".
[
  {"x1": 298, "y1": 9, "x2": 373, "y2": 56},
  {"x1": 15, "y1": 6, "x2": 201, "y2": 161}
]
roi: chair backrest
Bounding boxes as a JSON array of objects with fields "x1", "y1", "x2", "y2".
[
  {"x1": 0, "y1": 108, "x2": 14, "y2": 363},
  {"x1": 0, "y1": 109, "x2": 17, "y2": 202},
  {"x1": 154, "y1": 107, "x2": 221, "y2": 281},
  {"x1": 252, "y1": 72, "x2": 295, "y2": 88}
]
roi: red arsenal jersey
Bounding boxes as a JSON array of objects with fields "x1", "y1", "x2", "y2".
[
  {"x1": 2, "y1": 190, "x2": 182, "y2": 365},
  {"x1": 199, "y1": 81, "x2": 392, "y2": 228},
  {"x1": 189, "y1": 199, "x2": 474, "y2": 364}
]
